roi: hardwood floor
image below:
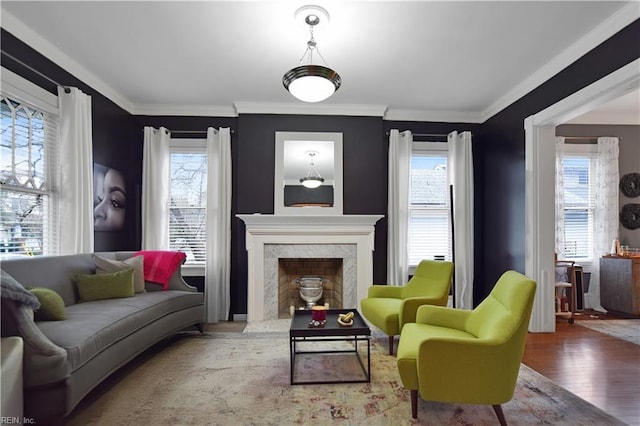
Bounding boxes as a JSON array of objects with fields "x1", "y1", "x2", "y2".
[{"x1": 522, "y1": 318, "x2": 640, "y2": 425}]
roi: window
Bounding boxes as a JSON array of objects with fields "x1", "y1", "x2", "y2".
[
  {"x1": 560, "y1": 145, "x2": 596, "y2": 260},
  {"x1": 1, "y1": 70, "x2": 58, "y2": 257},
  {"x1": 169, "y1": 139, "x2": 207, "y2": 266},
  {"x1": 409, "y1": 142, "x2": 452, "y2": 266}
]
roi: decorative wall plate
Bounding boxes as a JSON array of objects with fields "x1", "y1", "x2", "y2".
[
  {"x1": 620, "y1": 203, "x2": 640, "y2": 230},
  {"x1": 620, "y1": 173, "x2": 640, "y2": 198}
]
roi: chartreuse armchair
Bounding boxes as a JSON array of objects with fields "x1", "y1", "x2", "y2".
[
  {"x1": 360, "y1": 260, "x2": 454, "y2": 355},
  {"x1": 396, "y1": 270, "x2": 536, "y2": 424}
]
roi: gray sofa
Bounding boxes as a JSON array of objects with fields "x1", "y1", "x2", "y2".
[{"x1": 0, "y1": 251, "x2": 205, "y2": 422}]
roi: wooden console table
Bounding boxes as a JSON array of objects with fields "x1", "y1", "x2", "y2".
[{"x1": 599, "y1": 256, "x2": 640, "y2": 316}]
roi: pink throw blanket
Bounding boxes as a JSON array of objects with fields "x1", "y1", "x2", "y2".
[{"x1": 133, "y1": 251, "x2": 186, "y2": 290}]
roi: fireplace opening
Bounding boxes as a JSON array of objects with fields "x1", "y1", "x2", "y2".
[{"x1": 278, "y1": 258, "x2": 343, "y2": 318}]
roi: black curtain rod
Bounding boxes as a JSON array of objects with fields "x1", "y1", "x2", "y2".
[
  {"x1": 171, "y1": 129, "x2": 234, "y2": 134},
  {"x1": 385, "y1": 131, "x2": 448, "y2": 137},
  {"x1": 561, "y1": 135, "x2": 622, "y2": 141},
  {"x1": 150, "y1": 128, "x2": 235, "y2": 135},
  {"x1": 413, "y1": 133, "x2": 448, "y2": 138},
  {"x1": 1, "y1": 50, "x2": 71, "y2": 93}
]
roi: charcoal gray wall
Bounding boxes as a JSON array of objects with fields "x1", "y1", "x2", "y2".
[{"x1": 478, "y1": 19, "x2": 639, "y2": 301}]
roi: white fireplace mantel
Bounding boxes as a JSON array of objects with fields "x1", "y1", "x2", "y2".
[{"x1": 237, "y1": 214, "x2": 383, "y2": 322}]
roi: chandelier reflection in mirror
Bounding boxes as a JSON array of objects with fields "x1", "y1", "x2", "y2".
[
  {"x1": 282, "y1": 5, "x2": 341, "y2": 103},
  {"x1": 300, "y1": 151, "x2": 324, "y2": 189}
]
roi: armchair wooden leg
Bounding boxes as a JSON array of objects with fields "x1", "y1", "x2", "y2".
[
  {"x1": 492, "y1": 404, "x2": 507, "y2": 426},
  {"x1": 411, "y1": 390, "x2": 418, "y2": 419},
  {"x1": 388, "y1": 335, "x2": 394, "y2": 355}
]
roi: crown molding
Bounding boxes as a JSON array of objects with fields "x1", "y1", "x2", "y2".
[
  {"x1": 131, "y1": 103, "x2": 238, "y2": 117},
  {"x1": 233, "y1": 102, "x2": 388, "y2": 117},
  {"x1": 480, "y1": 2, "x2": 640, "y2": 123},
  {"x1": 384, "y1": 108, "x2": 483, "y2": 123},
  {"x1": 531, "y1": 58, "x2": 640, "y2": 127},
  {"x1": 1, "y1": 10, "x2": 135, "y2": 114}
]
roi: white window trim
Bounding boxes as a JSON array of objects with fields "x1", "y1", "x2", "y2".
[
  {"x1": 413, "y1": 141, "x2": 448, "y2": 153},
  {"x1": 170, "y1": 138, "x2": 206, "y2": 151},
  {"x1": 1, "y1": 67, "x2": 58, "y2": 114},
  {"x1": 180, "y1": 264, "x2": 205, "y2": 276},
  {"x1": 563, "y1": 142, "x2": 597, "y2": 155}
]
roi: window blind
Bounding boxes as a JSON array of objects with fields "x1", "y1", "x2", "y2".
[
  {"x1": 409, "y1": 151, "x2": 452, "y2": 266},
  {"x1": 562, "y1": 155, "x2": 595, "y2": 259}
]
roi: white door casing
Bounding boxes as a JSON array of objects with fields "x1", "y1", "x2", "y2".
[{"x1": 524, "y1": 59, "x2": 640, "y2": 332}]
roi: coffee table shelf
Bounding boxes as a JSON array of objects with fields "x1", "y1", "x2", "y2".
[{"x1": 289, "y1": 309, "x2": 371, "y2": 385}]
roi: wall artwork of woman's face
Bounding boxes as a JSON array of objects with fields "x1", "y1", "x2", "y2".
[{"x1": 93, "y1": 163, "x2": 126, "y2": 231}]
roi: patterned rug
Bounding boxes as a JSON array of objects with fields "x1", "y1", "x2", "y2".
[
  {"x1": 65, "y1": 330, "x2": 625, "y2": 425},
  {"x1": 576, "y1": 319, "x2": 640, "y2": 345}
]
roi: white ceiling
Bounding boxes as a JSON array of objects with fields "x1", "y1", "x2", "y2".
[
  {"x1": 1, "y1": 1, "x2": 638, "y2": 122},
  {"x1": 565, "y1": 88, "x2": 640, "y2": 125}
]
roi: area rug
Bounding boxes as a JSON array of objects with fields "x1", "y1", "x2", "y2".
[
  {"x1": 65, "y1": 330, "x2": 625, "y2": 426},
  {"x1": 577, "y1": 319, "x2": 640, "y2": 345}
]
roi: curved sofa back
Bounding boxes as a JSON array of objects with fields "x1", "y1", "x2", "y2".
[
  {"x1": 2, "y1": 253, "x2": 99, "y2": 307},
  {"x1": 1, "y1": 252, "x2": 194, "y2": 307}
]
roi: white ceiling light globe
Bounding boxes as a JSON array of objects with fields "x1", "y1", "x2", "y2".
[{"x1": 288, "y1": 75, "x2": 336, "y2": 103}]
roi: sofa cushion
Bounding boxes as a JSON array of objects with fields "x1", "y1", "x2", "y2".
[
  {"x1": 93, "y1": 254, "x2": 145, "y2": 294},
  {"x1": 76, "y1": 269, "x2": 135, "y2": 303},
  {"x1": 29, "y1": 288, "x2": 66, "y2": 321},
  {"x1": 34, "y1": 291, "x2": 203, "y2": 372}
]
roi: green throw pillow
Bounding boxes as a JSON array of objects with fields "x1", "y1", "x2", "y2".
[
  {"x1": 29, "y1": 288, "x2": 66, "y2": 321},
  {"x1": 76, "y1": 268, "x2": 135, "y2": 303},
  {"x1": 93, "y1": 254, "x2": 146, "y2": 294}
]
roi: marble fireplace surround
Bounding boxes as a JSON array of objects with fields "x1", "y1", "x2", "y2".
[{"x1": 237, "y1": 214, "x2": 383, "y2": 322}]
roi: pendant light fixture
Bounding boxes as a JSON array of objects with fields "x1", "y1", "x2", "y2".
[
  {"x1": 300, "y1": 151, "x2": 325, "y2": 188},
  {"x1": 282, "y1": 5, "x2": 341, "y2": 103}
]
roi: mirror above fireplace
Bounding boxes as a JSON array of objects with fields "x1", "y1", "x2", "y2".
[{"x1": 274, "y1": 131, "x2": 343, "y2": 215}]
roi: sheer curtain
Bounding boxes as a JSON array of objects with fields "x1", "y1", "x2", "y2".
[
  {"x1": 141, "y1": 126, "x2": 170, "y2": 249},
  {"x1": 57, "y1": 87, "x2": 93, "y2": 254},
  {"x1": 387, "y1": 129, "x2": 412, "y2": 285},
  {"x1": 589, "y1": 137, "x2": 619, "y2": 311},
  {"x1": 448, "y1": 131, "x2": 474, "y2": 309},
  {"x1": 205, "y1": 127, "x2": 232, "y2": 322},
  {"x1": 555, "y1": 137, "x2": 566, "y2": 258}
]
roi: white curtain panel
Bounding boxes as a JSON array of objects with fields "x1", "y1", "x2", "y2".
[
  {"x1": 141, "y1": 126, "x2": 170, "y2": 249},
  {"x1": 588, "y1": 137, "x2": 619, "y2": 311},
  {"x1": 57, "y1": 87, "x2": 93, "y2": 254},
  {"x1": 448, "y1": 131, "x2": 474, "y2": 309},
  {"x1": 205, "y1": 127, "x2": 232, "y2": 322},
  {"x1": 555, "y1": 137, "x2": 566, "y2": 258},
  {"x1": 387, "y1": 129, "x2": 412, "y2": 285}
]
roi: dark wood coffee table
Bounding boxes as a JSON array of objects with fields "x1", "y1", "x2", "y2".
[{"x1": 289, "y1": 308, "x2": 371, "y2": 385}]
